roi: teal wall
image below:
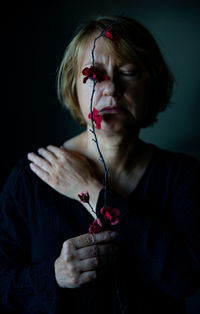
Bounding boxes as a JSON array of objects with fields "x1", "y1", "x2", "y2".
[{"x1": 67, "y1": 0, "x2": 200, "y2": 159}]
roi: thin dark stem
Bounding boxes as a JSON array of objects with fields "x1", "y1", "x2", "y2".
[
  {"x1": 88, "y1": 202, "x2": 96, "y2": 214},
  {"x1": 89, "y1": 33, "x2": 109, "y2": 207}
]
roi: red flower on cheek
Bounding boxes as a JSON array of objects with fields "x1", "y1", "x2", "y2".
[
  {"x1": 82, "y1": 66, "x2": 109, "y2": 84},
  {"x1": 88, "y1": 108, "x2": 102, "y2": 129}
]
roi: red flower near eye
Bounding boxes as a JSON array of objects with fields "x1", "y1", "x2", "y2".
[
  {"x1": 78, "y1": 190, "x2": 90, "y2": 203},
  {"x1": 89, "y1": 218, "x2": 103, "y2": 234},
  {"x1": 105, "y1": 26, "x2": 114, "y2": 40},
  {"x1": 82, "y1": 66, "x2": 109, "y2": 84},
  {"x1": 100, "y1": 206, "x2": 120, "y2": 225},
  {"x1": 88, "y1": 108, "x2": 102, "y2": 129}
]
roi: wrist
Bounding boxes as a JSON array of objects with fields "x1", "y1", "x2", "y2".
[{"x1": 88, "y1": 180, "x2": 103, "y2": 209}]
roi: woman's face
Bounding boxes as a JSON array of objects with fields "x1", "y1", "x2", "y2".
[{"x1": 76, "y1": 35, "x2": 150, "y2": 133}]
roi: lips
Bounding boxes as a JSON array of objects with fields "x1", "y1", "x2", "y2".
[{"x1": 99, "y1": 105, "x2": 121, "y2": 114}]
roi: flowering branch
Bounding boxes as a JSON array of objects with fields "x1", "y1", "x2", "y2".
[
  {"x1": 89, "y1": 27, "x2": 114, "y2": 207},
  {"x1": 78, "y1": 190, "x2": 96, "y2": 214},
  {"x1": 79, "y1": 23, "x2": 120, "y2": 234}
]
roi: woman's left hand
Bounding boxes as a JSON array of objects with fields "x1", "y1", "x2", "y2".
[{"x1": 27, "y1": 145, "x2": 103, "y2": 202}]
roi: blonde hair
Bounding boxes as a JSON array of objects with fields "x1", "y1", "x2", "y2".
[{"x1": 57, "y1": 15, "x2": 174, "y2": 127}]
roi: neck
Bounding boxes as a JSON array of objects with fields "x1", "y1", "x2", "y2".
[{"x1": 85, "y1": 126, "x2": 142, "y2": 175}]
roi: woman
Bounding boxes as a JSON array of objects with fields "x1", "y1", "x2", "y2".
[{"x1": 0, "y1": 15, "x2": 200, "y2": 314}]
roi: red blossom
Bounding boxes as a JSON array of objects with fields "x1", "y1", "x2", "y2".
[
  {"x1": 105, "y1": 26, "x2": 114, "y2": 40},
  {"x1": 100, "y1": 206, "x2": 120, "y2": 226},
  {"x1": 88, "y1": 108, "x2": 102, "y2": 129},
  {"x1": 89, "y1": 218, "x2": 103, "y2": 234},
  {"x1": 78, "y1": 190, "x2": 90, "y2": 203},
  {"x1": 82, "y1": 66, "x2": 109, "y2": 84}
]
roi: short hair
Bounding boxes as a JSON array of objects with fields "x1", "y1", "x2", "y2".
[{"x1": 57, "y1": 15, "x2": 174, "y2": 128}]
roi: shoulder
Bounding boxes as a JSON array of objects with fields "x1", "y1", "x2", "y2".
[
  {"x1": 62, "y1": 132, "x2": 87, "y2": 153},
  {"x1": 152, "y1": 145, "x2": 200, "y2": 187},
  {"x1": 153, "y1": 145, "x2": 200, "y2": 170},
  {"x1": 0, "y1": 156, "x2": 40, "y2": 200}
]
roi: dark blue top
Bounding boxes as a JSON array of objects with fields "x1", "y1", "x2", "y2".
[{"x1": 0, "y1": 145, "x2": 200, "y2": 314}]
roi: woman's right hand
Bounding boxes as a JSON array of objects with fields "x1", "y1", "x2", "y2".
[{"x1": 54, "y1": 231, "x2": 119, "y2": 288}]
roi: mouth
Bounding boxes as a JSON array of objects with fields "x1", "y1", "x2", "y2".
[{"x1": 99, "y1": 105, "x2": 121, "y2": 114}]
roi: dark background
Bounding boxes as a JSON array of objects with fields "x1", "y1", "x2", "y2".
[{"x1": 0, "y1": 0, "x2": 200, "y2": 312}]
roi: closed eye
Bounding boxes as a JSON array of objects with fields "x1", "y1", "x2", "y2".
[{"x1": 120, "y1": 71, "x2": 140, "y2": 77}]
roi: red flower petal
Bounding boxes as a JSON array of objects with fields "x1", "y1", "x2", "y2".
[
  {"x1": 78, "y1": 190, "x2": 90, "y2": 203},
  {"x1": 82, "y1": 66, "x2": 109, "y2": 84},
  {"x1": 110, "y1": 218, "x2": 119, "y2": 226},
  {"x1": 105, "y1": 26, "x2": 114, "y2": 40},
  {"x1": 92, "y1": 108, "x2": 99, "y2": 117},
  {"x1": 89, "y1": 218, "x2": 104, "y2": 234},
  {"x1": 96, "y1": 218, "x2": 103, "y2": 227},
  {"x1": 96, "y1": 123, "x2": 101, "y2": 130},
  {"x1": 100, "y1": 206, "x2": 120, "y2": 226},
  {"x1": 88, "y1": 108, "x2": 102, "y2": 129},
  {"x1": 83, "y1": 77, "x2": 88, "y2": 84},
  {"x1": 111, "y1": 208, "x2": 120, "y2": 216},
  {"x1": 105, "y1": 211, "x2": 112, "y2": 221},
  {"x1": 82, "y1": 67, "x2": 89, "y2": 75}
]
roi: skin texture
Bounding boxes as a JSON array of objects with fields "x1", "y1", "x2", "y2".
[
  {"x1": 54, "y1": 231, "x2": 119, "y2": 288},
  {"x1": 27, "y1": 34, "x2": 155, "y2": 288},
  {"x1": 76, "y1": 36, "x2": 150, "y2": 134}
]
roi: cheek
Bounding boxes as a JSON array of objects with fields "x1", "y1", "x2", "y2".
[
  {"x1": 123, "y1": 80, "x2": 151, "y2": 127},
  {"x1": 77, "y1": 80, "x2": 93, "y2": 118},
  {"x1": 127, "y1": 79, "x2": 150, "y2": 111},
  {"x1": 77, "y1": 80, "x2": 102, "y2": 117}
]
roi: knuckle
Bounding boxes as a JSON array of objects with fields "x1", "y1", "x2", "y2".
[
  {"x1": 70, "y1": 274, "x2": 79, "y2": 285},
  {"x1": 92, "y1": 245, "x2": 99, "y2": 256},
  {"x1": 88, "y1": 271, "x2": 97, "y2": 281},
  {"x1": 68, "y1": 262, "x2": 76, "y2": 274},
  {"x1": 76, "y1": 238, "x2": 82, "y2": 249},
  {"x1": 93, "y1": 257, "x2": 99, "y2": 267},
  {"x1": 103, "y1": 232, "x2": 110, "y2": 241},
  {"x1": 63, "y1": 240, "x2": 74, "y2": 254},
  {"x1": 59, "y1": 151, "x2": 66, "y2": 161},
  {"x1": 86, "y1": 234, "x2": 95, "y2": 245},
  {"x1": 64, "y1": 253, "x2": 73, "y2": 263},
  {"x1": 54, "y1": 177, "x2": 60, "y2": 187}
]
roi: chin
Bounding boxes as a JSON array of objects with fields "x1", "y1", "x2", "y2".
[{"x1": 100, "y1": 114, "x2": 139, "y2": 133}]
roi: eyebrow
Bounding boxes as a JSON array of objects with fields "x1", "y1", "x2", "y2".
[
  {"x1": 82, "y1": 62, "x2": 102, "y2": 68},
  {"x1": 82, "y1": 62, "x2": 139, "y2": 68}
]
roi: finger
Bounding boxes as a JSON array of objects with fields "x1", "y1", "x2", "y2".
[
  {"x1": 77, "y1": 243, "x2": 119, "y2": 260},
  {"x1": 37, "y1": 147, "x2": 57, "y2": 164},
  {"x1": 60, "y1": 145, "x2": 68, "y2": 152},
  {"x1": 79, "y1": 256, "x2": 107, "y2": 272},
  {"x1": 27, "y1": 152, "x2": 51, "y2": 172},
  {"x1": 78, "y1": 270, "x2": 97, "y2": 285},
  {"x1": 29, "y1": 162, "x2": 51, "y2": 182},
  {"x1": 71, "y1": 231, "x2": 119, "y2": 249},
  {"x1": 46, "y1": 145, "x2": 66, "y2": 158}
]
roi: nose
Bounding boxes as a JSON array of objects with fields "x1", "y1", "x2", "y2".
[{"x1": 102, "y1": 80, "x2": 121, "y2": 97}]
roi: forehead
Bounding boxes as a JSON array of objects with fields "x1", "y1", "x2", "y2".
[
  {"x1": 77, "y1": 34, "x2": 141, "y2": 70},
  {"x1": 78, "y1": 36, "x2": 115, "y2": 67}
]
